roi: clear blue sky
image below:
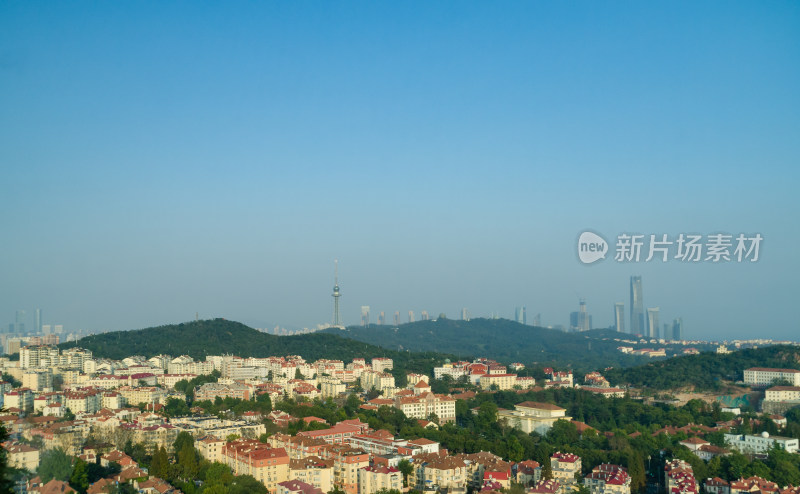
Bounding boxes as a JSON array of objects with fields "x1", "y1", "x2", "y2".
[{"x1": 1, "y1": 2, "x2": 798, "y2": 340}]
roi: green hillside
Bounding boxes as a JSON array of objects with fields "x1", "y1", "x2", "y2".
[
  {"x1": 60, "y1": 319, "x2": 453, "y2": 373},
  {"x1": 323, "y1": 318, "x2": 654, "y2": 371},
  {"x1": 604, "y1": 344, "x2": 800, "y2": 390}
]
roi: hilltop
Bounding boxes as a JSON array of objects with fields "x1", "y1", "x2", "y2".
[
  {"x1": 59, "y1": 319, "x2": 453, "y2": 371},
  {"x1": 323, "y1": 318, "x2": 656, "y2": 371},
  {"x1": 604, "y1": 344, "x2": 800, "y2": 391}
]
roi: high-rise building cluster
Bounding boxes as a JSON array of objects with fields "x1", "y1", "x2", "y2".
[{"x1": 613, "y1": 276, "x2": 684, "y2": 341}]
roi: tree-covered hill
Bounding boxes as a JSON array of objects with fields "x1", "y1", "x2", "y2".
[
  {"x1": 604, "y1": 344, "x2": 800, "y2": 390},
  {"x1": 59, "y1": 319, "x2": 454, "y2": 373},
  {"x1": 323, "y1": 318, "x2": 653, "y2": 371}
]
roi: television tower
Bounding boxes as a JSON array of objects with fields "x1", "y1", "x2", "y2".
[{"x1": 332, "y1": 260, "x2": 342, "y2": 327}]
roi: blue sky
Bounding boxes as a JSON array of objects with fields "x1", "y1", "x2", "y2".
[{"x1": 1, "y1": 2, "x2": 798, "y2": 340}]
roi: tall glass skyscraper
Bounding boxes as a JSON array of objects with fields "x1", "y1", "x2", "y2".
[
  {"x1": 672, "y1": 318, "x2": 683, "y2": 341},
  {"x1": 614, "y1": 303, "x2": 625, "y2": 332},
  {"x1": 630, "y1": 276, "x2": 644, "y2": 335},
  {"x1": 647, "y1": 307, "x2": 660, "y2": 339}
]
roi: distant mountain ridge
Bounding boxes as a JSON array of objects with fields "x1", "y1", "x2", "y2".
[
  {"x1": 60, "y1": 319, "x2": 449, "y2": 364},
  {"x1": 322, "y1": 318, "x2": 655, "y2": 371}
]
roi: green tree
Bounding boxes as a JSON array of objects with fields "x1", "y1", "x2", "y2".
[
  {"x1": 38, "y1": 448, "x2": 74, "y2": 483},
  {"x1": 70, "y1": 458, "x2": 90, "y2": 493},
  {"x1": 173, "y1": 431, "x2": 195, "y2": 455},
  {"x1": 178, "y1": 441, "x2": 199, "y2": 480},
  {"x1": 0, "y1": 420, "x2": 13, "y2": 494},
  {"x1": 150, "y1": 446, "x2": 170, "y2": 480},
  {"x1": 397, "y1": 459, "x2": 413, "y2": 487},
  {"x1": 229, "y1": 474, "x2": 268, "y2": 494},
  {"x1": 165, "y1": 397, "x2": 190, "y2": 417}
]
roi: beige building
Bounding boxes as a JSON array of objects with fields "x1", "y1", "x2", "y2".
[
  {"x1": 358, "y1": 465, "x2": 402, "y2": 494},
  {"x1": 4, "y1": 388, "x2": 35, "y2": 412},
  {"x1": 22, "y1": 370, "x2": 53, "y2": 392},
  {"x1": 290, "y1": 456, "x2": 334, "y2": 493},
  {"x1": 478, "y1": 373, "x2": 518, "y2": 390},
  {"x1": 118, "y1": 386, "x2": 167, "y2": 406},
  {"x1": 197, "y1": 435, "x2": 226, "y2": 463},
  {"x1": 765, "y1": 386, "x2": 800, "y2": 401},
  {"x1": 497, "y1": 402, "x2": 570, "y2": 435},
  {"x1": 395, "y1": 392, "x2": 456, "y2": 422},
  {"x1": 4, "y1": 442, "x2": 40, "y2": 471},
  {"x1": 410, "y1": 451, "x2": 468, "y2": 493},
  {"x1": 319, "y1": 378, "x2": 346, "y2": 399}
]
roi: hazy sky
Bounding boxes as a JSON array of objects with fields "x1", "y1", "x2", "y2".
[{"x1": 1, "y1": 2, "x2": 798, "y2": 340}]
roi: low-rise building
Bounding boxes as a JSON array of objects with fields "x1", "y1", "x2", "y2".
[
  {"x1": 584, "y1": 464, "x2": 631, "y2": 494},
  {"x1": 743, "y1": 368, "x2": 800, "y2": 388},
  {"x1": 516, "y1": 460, "x2": 541, "y2": 486},
  {"x1": 551, "y1": 452, "x2": 581, "y2": 488},
  {"x1": 278, "y1": 479, "x2": 324, "y2": 494},
  {"x1": 497, "y1": 402, "x2": 570, "y2": 435},
  {"x1": 724, "y1": 432, "x2": 799, "y2": 454}
]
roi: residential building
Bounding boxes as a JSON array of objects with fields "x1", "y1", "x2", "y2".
[
  {"x1": 765, "y1": 386, "x2": 800, "y2": 401},
  {"x1": 584, "y1": 464, "x2": 631, "y2": 494},
  {"x1": 723, "y1": 432, "x2": 799, "y2": 454},
  {"x1": 478, "y1": 373, "x2": 518, "y2": 390},
  {"x1": 497, "y1": 402, "x2": 570, "y2": 435},
  {"x1": 409, "y1": 451, "x2": 468, "y2": 493},
  {"x1": 516, "y1": 460, "x2": 541, "y2": 486},
  {"x1": 358, "y1": 465, "x2": 402, "y2": 494},
  {"x1": 3, "y1": 441, "x2": 40, "y2": 471},
  {"x1": 395, "y1": 392, "x2": 456, "y2": 422},
  {"x1": 551, "y1": 452, "x2": 581, "y2": 488},
  {"x1": 743, "y1": 368, "x2": 800, "y2": 387},
  {"x1": 290, "y1": 456, "x2": 334, "y2": 492},
  {"x1": 278, "y1": 479, "x2": 324, "y2": 494}
]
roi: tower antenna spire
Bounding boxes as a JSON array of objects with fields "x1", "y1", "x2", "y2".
[{"x1": 332, "y1": 259, "x2": 342, "y2": 327}]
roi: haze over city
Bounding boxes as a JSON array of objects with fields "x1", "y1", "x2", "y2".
[{"x1": 2, "y1": 2, "x2": 798, "y2": 340}]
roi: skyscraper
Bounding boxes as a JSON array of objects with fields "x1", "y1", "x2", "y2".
[
  {"x1": 15, "y1": 310, "x2": 26, "y2": 334},
  {"x1": 614, "y1": 303, "x2": 625, "y2": 332},
  {"x1": 360, "y1": 306, "x2": 370, "y2": 327},
  {"x1": 378, "y1": 311, "x2": 385, "y2": 325},
  {"x1": 408, "y1": 310, "x2": 415, "y2": 323},
  {"x1": 394, "y1": 311, "x2": 400, "y2": 326},
  {"x1": 34, "y1": 309, "x2": 41, "y2": 334},
  {"x1": 630, "y1": 276, "x2": 644, "y2": 335},
  {"x1": 570, "y1": 299, "x2": 591, "y2": 332},
  {"x1": 646, "y1": 307, "x2": 660, "y2": 339},
  {"x1": 421, "y1": 311, "x2": 429, "y2": 321},
  {"x1": 672, "y1": 318, "x2": 683, "y2": 341},
  {"x1": 515, "y1": 306, "x2": 526, "y2": 325},
  {"x1": 533, "y1": 313, "x2": 541, "y2": 327},
  {"x1": 461, "y1": 308, "x2": 470, "y2": 321}
]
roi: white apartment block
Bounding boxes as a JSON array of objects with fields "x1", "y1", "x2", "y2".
[
  {"x1": 724, "y1": 432, "x2": 799, "y2": 454},
  {"x1": 743, "y1": 368, "x2": 800, "y2": 387},
  {"x1": 497, "y1": 402, "x2": 570, "y2": 435},
  {"x1": 371, "y1": 358, "x2": 393, "y2": 372}
]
